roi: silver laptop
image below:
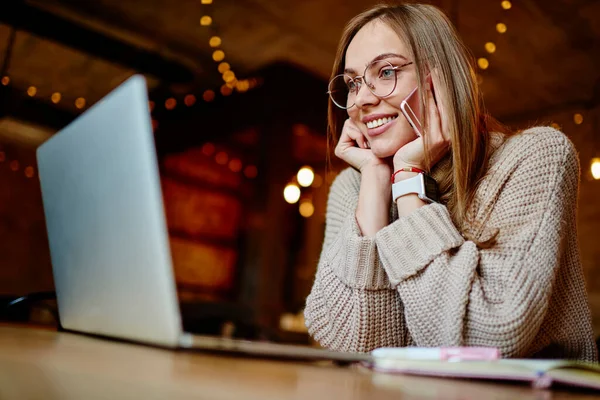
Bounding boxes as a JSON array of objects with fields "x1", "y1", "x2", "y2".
[{"x1": 35, "y1": 75, "x2": 369, "y2": 363}]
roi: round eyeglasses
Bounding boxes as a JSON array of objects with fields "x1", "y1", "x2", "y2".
[{"x1": 327, "y1": 60, "x2": 413, "y2": 110}]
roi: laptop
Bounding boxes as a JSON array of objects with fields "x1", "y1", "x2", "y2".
[{"x1": 36, "y1": 75, "x2": 369, "y2": 363}]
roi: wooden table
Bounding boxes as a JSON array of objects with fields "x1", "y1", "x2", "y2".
[{"x1": 0, "y1": 325, "x2": 596, "y2": 399}]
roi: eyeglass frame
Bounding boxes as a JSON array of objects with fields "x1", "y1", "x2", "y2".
[{"x1": 327, "y1": 60, "x2": 414, "y2": 110}]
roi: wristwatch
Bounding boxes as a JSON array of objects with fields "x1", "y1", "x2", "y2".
[{"x1": 392, "y1": 173, "x2": 439, "y2": 203}]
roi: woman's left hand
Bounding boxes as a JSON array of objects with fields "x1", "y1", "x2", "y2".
[{"x1": 393, "y1": 70, "x2": 451, "y2": 171}]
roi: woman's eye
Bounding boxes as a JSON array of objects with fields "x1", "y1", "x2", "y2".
[
  {"x1": 380, "y1": 69, "x2": 396, "y2": 79},
  {"x1": 346, "y1": 80, "x2": 358, "y2": 92}
]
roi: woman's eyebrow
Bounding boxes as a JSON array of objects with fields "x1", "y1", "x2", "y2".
[
  {"x1": 343, "y1": 53, "x2": 408, "y2": 74},
  {"x1": 369, "y1": 53, "x2": 408, "y2": 65}
]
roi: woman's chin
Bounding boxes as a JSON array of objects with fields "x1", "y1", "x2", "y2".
[{"x1": 370, "y1": 143, "x2": 396, "y2": 159}]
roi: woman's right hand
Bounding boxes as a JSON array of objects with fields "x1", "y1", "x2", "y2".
[{"x1": 334, "y1": 119, "x2": 386, "y2": 172}]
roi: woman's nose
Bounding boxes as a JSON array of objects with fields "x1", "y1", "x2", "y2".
[{"x1": 354, "y1": 81, "x2": 379, "y2": 108}]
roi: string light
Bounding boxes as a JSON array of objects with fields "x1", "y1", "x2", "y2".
[
  {"x1": 228, "y1": 159, "x2": 242, "y2": 172},
  {"x1": 27, "y1": 86, "x2": 37, "y2": 97},
  {"x1": 202, "y1": 142, "x2": 216, "y2": 156},
  {"x1": 165, "y1": 98, "x2": 177, "y2": 110},
  {"x1": 51, "y1": 92, "x2": 61, "y2": 104},
  {"x1": 496, "y1": 23, "x2": 507, "y2": 33},
  {"x1": 573, "y1": 113, "x2": 583, "y2": 125},
  {"x1": 215, "y1": 151, "x2": 229, "y2": 165},
  {"x1": 203, "y1": 90, "x2": 215, "y2": 102},
  {"x1": 75, "y1": 97, "x2": 86, "y2": 109},
  {"x1": 145, "y1": 0, "x2": 262, "y2": 114},
  {"x1": 9, "y1": 160, "x2": 19, "y2": 171},
  {"x1": 220, "y1": 84, "x2": 232, "y2": 96},
  {"x1": 209, "y1": 36, "x2": 222, "y2": 47},
  {"x1": 244, "y1": 165, "x2": 258, "y2": 179},
  {"x1": 184, "y1": 94, "x2": 196, "y2": 107},
  {"x1": 485, "y1": 42, "x2": 496, "y2": 54},
  {"x1": 501, "y1": 1, "x2": 512, "y2": 10},
  {"x1": 297, "y1": 166, "x2": 314, "y2": 187},
  {"x1": 299, "y1": 200, "x2": 314, "y2": 218},
  {"x1": 222, "y1": 70, "x2": 235, "y2": 83},
  {"x1": 477, "y1": 58, "x2": 490, "y2": 70},
  {"x1": 236, "y1": 80, "x2": 249, "y2": 93},
  {"x1": 1, "y1": 76, "x2": 9, "y2": 86},
  {"x1": 284, "y1": 184, "x2": 301, "y2": 204},
  {"x1": 24, "y1": 166, "x2": 35, "y2": 178},
  {"x1": 218, "y1": 62, "x2": 230, "y2": 73},
  {"x1": 213, "y1": 50, "x2": 225, "y2": 62}
]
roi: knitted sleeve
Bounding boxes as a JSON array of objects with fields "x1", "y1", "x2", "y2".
[
  {"x1": 304, "y1": 168, "x2": 409, "y2": 352},
  {"x1": 375, "y1": 130, "x2": 584, "y2": 358}
]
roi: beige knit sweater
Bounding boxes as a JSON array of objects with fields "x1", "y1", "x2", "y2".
[{"x1": 305, "y1": 127, "x2": 598, "y2": 361}]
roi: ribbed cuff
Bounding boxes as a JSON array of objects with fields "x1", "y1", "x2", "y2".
[
  {"x1": 375, "y1": 204, "x2": 464, "y2": 286},
  {"x1": 326, "y1": 214, "x2": 393, "y2": 290}
]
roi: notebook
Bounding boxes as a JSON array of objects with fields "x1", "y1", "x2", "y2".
[{"x1": 369, "y1": 349, "x2": 600, "y2": 390}]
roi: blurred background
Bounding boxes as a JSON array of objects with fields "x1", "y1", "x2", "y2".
[{"x1": 0, "y1": 0, "x2": 599, "y2": 343}]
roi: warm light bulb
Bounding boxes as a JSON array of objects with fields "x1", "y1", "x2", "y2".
[
  {"x1": 591, "y1": 158, "x2": 600, "y2": 180},
  {"x1": 229, "y1": 159, "x2": 242, "y2": 172},
  {"x1": 24, "y1": 166, "x2": 35, "y2": 178},
  {"x1": 297, "y1": 166, "x2": 314, "y2": 187},
  {"x1": 496, "y1": 23, "x2": 507, "y2": 33},
  {"x1": 209, "y1": 36, "x2": 222, "y2": 47},
  {"x1": 218, "y1": 62, "x2": 230, "y2": 73},
  {"x1": 184, "y1": 94, "x2": 196, "y2": 107},
  {"x1": 200, "y1": 16, "x2": 212, "y2": 26},
  {"x1": 222, "y1": 70, "x2": 236, "y2": 83},
  {"x1": 213, "y1": 50, "x2": 225, "y2": 62},
  {"x1": 485, "y1": 42, "x2": 496, "y2": 54},
  {"x1": 1, "y1": 76, "x2": 9, "y2": 86},
  {"x1": 299, "y1": 201, "x2": 314, "y2": 218},
  {"x1": 220, "y1": 84, "x2": 232, "y2": 96},
  {"x1": 477, "y1": 58, "x2": 489, "y2": 70},
  {"x1": 165, "y1": 98, "x2": 177, "y2": 110},
  {"x1": 284, "y1": 184, "x2": 301, "y2": 204},
  {"x1": 202, "y1": 142, "x2": 215, "y2": 156},
  {"x1": 573, "y1": 113, "x2": 583, "y2": 125},
  {"x1": 244, "y1": 165, "x2": 258, "y2": 179},
  {"x1": 236, "y1": 80, "x2": 250, "y2": 93},
  {"x1": 203, "y1": 90, "x2": 215, "y2": 102},
  {"x1": 27, "y1": 86, "x2": 37, "y2": 97},
  {"x1": 215, "y1": 151, "x2": 228, "y2": 165},
  {"x1": 75, "y1": 97, "x2": 86, "y2": 109},
  {"x1": 201, "y1": 0, "x2": 213, "y2": 4},
  {"x1": 501, "y1": 1, "x2": 512, "y2": 10},
  {"x1": 51, "y1": 92, "x2": 62, "y2": 104}
]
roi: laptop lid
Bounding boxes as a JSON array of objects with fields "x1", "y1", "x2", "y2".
[{"x1": 36, "y1": 75, "x2": 183, "y2": 347}]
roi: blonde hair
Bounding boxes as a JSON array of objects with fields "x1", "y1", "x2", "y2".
[{"x1": 328, "y1": 3, "x2": 510, "y2": 242}]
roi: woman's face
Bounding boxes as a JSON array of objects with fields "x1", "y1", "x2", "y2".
[{"x1": 344, "y1": 20, "x2": 420, "y2": 158}]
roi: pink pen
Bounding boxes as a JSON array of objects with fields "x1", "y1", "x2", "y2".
[{"x1": 371, "y1": 346, "x2": 500, "y2": 362}]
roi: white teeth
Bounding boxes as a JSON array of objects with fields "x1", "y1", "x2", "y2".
[{"x1": 367, "y1": 116, "x2": 397, "y2": 129}]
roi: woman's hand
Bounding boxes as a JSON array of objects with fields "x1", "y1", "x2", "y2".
[
  {"x1": 393, "y1": 71, "x2": 451, "y2": 171},
  {"x1": 334, "y1": 118, "x2": 389, "y2": 173}
]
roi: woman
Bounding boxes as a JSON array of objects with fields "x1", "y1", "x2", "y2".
[{"x1": 304, "y1": 3, "x2": 597, "y2": 361}]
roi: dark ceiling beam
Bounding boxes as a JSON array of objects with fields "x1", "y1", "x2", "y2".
[{"x1": 1, "y1": 0, "x2": 194, "y2": 84}]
